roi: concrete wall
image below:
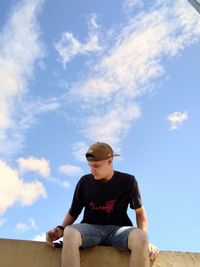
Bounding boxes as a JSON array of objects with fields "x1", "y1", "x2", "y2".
[{"x1": 0, "y1": 238, "x2": 200, "y2": 267}]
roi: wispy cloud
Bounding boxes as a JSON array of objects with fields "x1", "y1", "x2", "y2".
[
  {"x1": 33, "y1": 232, "x2": 46, "y2": 241},
  {"x1": 72, "y1": 142, "x2": 89, "y2": 162},
  {"x1": 0, "y1": 0, "x2": 44, "y2": 157},
  {"x1": 61, "y1": 1, "x2": 200, "y2": 154},
  {"x1": 33, "y1": 232, "x2": 62, "y2": 242},
  {"x1": 17, "y1": 156, "x2": 51, "y2": 178},
  {"x1": 123, "y1": 0, "x2": 144, "y2": 12},
  {"x1": 49, "y1": 177, "x2": 71, "y2": 189},
  {"x1": 167, "y1": 111, "x2": 188, "y2": 131},
  {"x1": 15, "y1": 218, "x2": 37, "y2": 232},
  {"x1": 55, "y1": 13, "x2": 102, "y2": 67},
  {"x1": 84, "y1": 105, "x2": 141, "y2": 146},
  {"x1": 14, "y1": 97, "x2": 60, "y2": 131},
  {"x1": 0, "y1": 159, "x2": 47, "y2": 215},
  {"x1": 58, "y1": 164, "x2": 83, "y2": 176}
]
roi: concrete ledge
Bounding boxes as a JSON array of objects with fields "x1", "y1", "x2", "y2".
[{"x1": 0, "y1": 238, "x2": 200, "y2": 267}]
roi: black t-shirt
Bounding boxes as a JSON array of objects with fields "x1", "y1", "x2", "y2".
[{"x1": 69, "y1": 171, "x2": 142, "y2": 226}]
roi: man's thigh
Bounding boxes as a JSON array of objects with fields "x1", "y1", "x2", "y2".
[
  {"x1": 71, "y1": 223, "x2": 136, "y2": 251},
  {"x1": 71, "y1": 223, "x2": 104, "y2": 248},
  {"x1": 104, "y1": 226, "x2": 136, "y2": 251}
]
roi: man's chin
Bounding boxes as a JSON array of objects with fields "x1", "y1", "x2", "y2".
[{"x1": 93, "y1": 174, "x2": 102, "y2": 180}]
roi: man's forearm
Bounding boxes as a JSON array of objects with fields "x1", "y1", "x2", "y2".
[
  {"x1": 61, "y1": 212, "x2": 76, "y2": 228},
  {"x1": 136, "y1": 207, "x2": 148, "y2": 232},
  {"x1": 136, "y1": 216, "x2": 148, "y2": 231}
]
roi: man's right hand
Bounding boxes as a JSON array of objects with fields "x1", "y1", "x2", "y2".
[{"x1": 46, "y1": 227, "x2": 64, "y2": 247}]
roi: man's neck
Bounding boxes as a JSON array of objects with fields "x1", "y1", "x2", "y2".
[{"x1": 100, "y1": 170, "x2": 114, "y2": 181}]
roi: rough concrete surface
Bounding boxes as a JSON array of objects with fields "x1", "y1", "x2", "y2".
[{"x1": 0, "y1": 238, "x2": 199, "y2": 267}]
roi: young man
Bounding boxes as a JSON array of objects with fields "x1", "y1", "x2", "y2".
[{"x1": 46, "y1": 142, "x2": 159, "y2": 267}]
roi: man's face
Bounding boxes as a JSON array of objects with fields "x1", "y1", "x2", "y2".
[{"x1": 87, "y1": 159, "x2": 112, "y2": 180}]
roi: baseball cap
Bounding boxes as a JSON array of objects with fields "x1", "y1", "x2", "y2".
[{"x1": 85, "y1": 142, "x2": 121, "y2": 162}]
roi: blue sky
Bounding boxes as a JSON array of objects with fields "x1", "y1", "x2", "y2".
[{"x1": 0, "y1": 0, "x2": 200, "y2": 252}]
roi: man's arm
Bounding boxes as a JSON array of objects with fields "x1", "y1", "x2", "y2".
[
  {"x1": 46, "y1": 212, "x2": 77, "y2": 247},
  {"x1": 61, "y1": 212, "x2": 77, "y2": 228},
  {"x1": 135, "y1": 206, "x2": 148, "y2": 231},
  {"x1": 135, "y1": 206, "x2": 159, "y2": 260}
]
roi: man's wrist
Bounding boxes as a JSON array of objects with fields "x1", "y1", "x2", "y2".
[{"x1": 56, "y1": 225, "x2": 64, "y2": 231}]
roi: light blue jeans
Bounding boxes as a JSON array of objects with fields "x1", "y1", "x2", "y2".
[{"x1": 71, "y1": 223, "x2": 136, "y2": 251}]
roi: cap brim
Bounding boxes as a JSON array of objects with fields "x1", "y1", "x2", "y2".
[{"x1": 113, "y1": 153, "x2": 121, "y2": 157}]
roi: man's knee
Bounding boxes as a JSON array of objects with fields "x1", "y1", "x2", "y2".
[
  {"x1": 63, "y1": 226, "x2": 82, "y2": 247},
  {"x1": 128, "y1": 228, "x2": 149, "y2": 251}
]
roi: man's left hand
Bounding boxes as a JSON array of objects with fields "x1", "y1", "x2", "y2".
[{"x1": 149, "y1": 243, "x2": 159, "y2": 260}]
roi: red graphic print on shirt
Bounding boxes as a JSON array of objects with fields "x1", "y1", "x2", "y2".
[{"x1": 89, "y1": 200, "x2": 116, "y2": 213}]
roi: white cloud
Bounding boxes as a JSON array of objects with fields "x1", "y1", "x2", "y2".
[
  {"x1": 49, "y1": 177, "x2": 71, "y2": 189},
  {"x1": 71, "y1": 78, "x2": 118, "y2": 100},
  {"x1": 55, "y1": 13, "x2": 102, "y2": 67},
  {"x1": 34, "y1": 99, "x2": 60, "y2": 113},
  {"x1": 72, "y1": 142, "x2": 89, "y2": 162},
  {"x1": 59, "y1": 180, "x2": 71, "y2": 189},
  {"x1": 33, "y1": 232, "x2": 63, "y2": 242},
  {"x1": 167, "y1": 111, "x2": 188, "y2": 130},
  {"x1": 0, "y1": 160, "x2": 47, "y2": 215},
  {"x1": 11, "y1": 97, "x2": 61, "y2": 132},
  {"x1": 0, "y1": 0, "x2": 44, "y2": 156},
  {"x1": 89, "y1": 13, "x2": 100, "y2": 31},
  {"x1": 58, "y1": 164, "x2": 83, "y2": 175},
  {"x1": 123, "y1": 0, "x2": 144, "y2": 12},
  {"x1": 15, "y1": 218, "x2": 37, "y2": 232},
  {"x1": 17, "y1": 156, "x2": 51, "y2": 178},
  {"x1": 0, "y1": 132, "x2": 25, "y2": 160},
  {"x1": 33, "y1": 232, "x2": 46, "y2": 242},
  {"x1": 84, "y1": 105, "x2": 141, "y2": 146},
  {"x1": 66, "y1": 1, "x2": 200, "y2": 149}
]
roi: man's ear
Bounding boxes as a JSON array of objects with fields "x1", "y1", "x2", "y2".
[{"x1": 108, "y1": 158, "x2": 113, "y2": 165}]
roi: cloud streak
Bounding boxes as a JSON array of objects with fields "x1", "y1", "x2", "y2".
[
  {"x1": 33, "y1": 232, "x2": 46, "y2": 241},
  {"x1": 15, "y1": 218, "x2": 37, "y2": 232},
  {"x1": 123, "y1": 0, "x2": 144, "y2": 13},
  {"x1": 58, "y1": 164, "x2": 83, "y2": 176},
  {"x1": 0, "y1": 0, "x2": 44, "y2": 157},
  {"x1": 60, "y1": 0, "x2": 200, "y2": 154},
  {"x1": 55, "y1": 13, "x2": 102, "y2": 67}
]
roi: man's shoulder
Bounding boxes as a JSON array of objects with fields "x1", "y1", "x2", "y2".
[
  {"x1": 78, "y1": 173, "x2": 92, "y2": 183},
  {"x1": 114, "y1": 170, "x2": 136, "y2": 181}
]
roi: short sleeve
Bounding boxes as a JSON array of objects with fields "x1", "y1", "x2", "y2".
[
  {"x1": 130, "y1": 177, "x2": 142, "y2": 209},
  {"x1": 69, "y1": 178, "x2": 85, "y2": 218}
]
